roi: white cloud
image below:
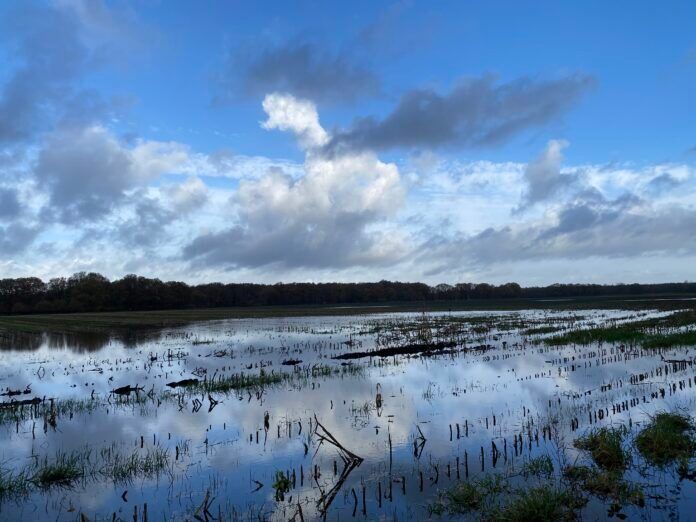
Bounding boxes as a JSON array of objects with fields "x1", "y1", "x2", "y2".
[
  {"x1": 184, "y1": 93, "x2": 407, "y2": 269},
  {"x1": 261, "y1": 93, "x2": 329, "y2": 149},
  {"x1": 3, "y1": 94, "x2": 696, "y2": 285},
  {"x1": 35, "y1": 125, "x2": 191, "y2": 222},
  {"x1": 517, "y1": 139, "x2": 573, "y2": 209}
]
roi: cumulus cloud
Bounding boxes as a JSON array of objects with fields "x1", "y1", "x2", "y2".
[
  {"x1": 216, "y1": 40, "x2": 379, "y2": 104},
  {"x1": 184, "y1": 94, "x2": 407, "y2": 270},
  {"x1": 516, "y1": 139, "x2": 575, "y2": 209},
  {"x1": 262, "y1": 93, "x2": 329, "y2": 149},
  {"x1": 112, "y1": 177, "x2": 209, "y2": 248},
  {"x1": 418, "y1": 149, "x2": 696, "y2": 276},
  {"x1": 461, "y1": 203, "x2": 696, "y2": 263},
  {"x1": 646, "y1": 172, "x2": 682, "y2": 194},
  {"x1": 327, "y1": 74, "x2": 594, "y2": 152},
  {"x1": 35, "y1": 125, "x2": 190, "y2": 223}
]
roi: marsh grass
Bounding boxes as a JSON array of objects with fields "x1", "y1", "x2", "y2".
[
  {"x1": 197, "y1": 370, "x2": 288, "y2": 393},
  {"x1": 430, "y1": 474, "x2": 508, "y2": 515},
  {"x1": 272, "y1": 471, "x2": 291, "y2": 501},
  {"x1": 564, "y1": 466, "x2": 644, "y2": 507},
  {"x1": 101, "y1": 446, "x2": 171, "y2": 483},
  {"x1": 641, "y1": 331, "x2": 696, "y2": 349},
  {"x1": 523, "y1": 325, "x2": 561, "y2": 335},
  {"x1": 3, "y1": 444, "x2": 172, "y2": 499},
  {"x1": 545, "y1": 327, "x2": 643, "y2": 346},
  {"x1": 430, "y1": 474, "x2": 584, "y2": 520},
  {"x1": 521, "y1": 455, "x2": 554, "y2": 478},
  {"x1": 0, "y1": 468, "x2": 30, "y2": 500},
  {"x1": 574, "y1": 427, "x2": 629, "y2": 471},
  {"x1": 635, "y1": 412, "x2": 696, "y2": 467},
  {"x1": 491, "y1": 485, "x2": 586, "y2": 522},
  {"x1": 0, "y1": 395, "x2": 152, "y2": 427},
  {"x1": 32, "y1": 452, "x2": 84, "y2": 488},
  {"x1": 545, "y1": 309, "x2": 696, "y2": 347}
]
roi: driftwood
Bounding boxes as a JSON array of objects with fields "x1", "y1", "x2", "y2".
[
  {"x1": 313, "y1": 414, "x2": 363, "y2": 518},
  {"x1": 166, "y1": 379, "x2": 200, "y2": 389},
  {"x1": 0, "y1": 397, "x2": 42, "y2": 409},
  {"x1": 660, "y1": 355, "x2": 694, "y2": 365},
  {"x1": 1, "y1": 386, "x2": 31, "y2": 397},
  {"x1": 333, "y1": 341, "x2": 459, "y2": 360},
  {"x1": 193, "y1": 489, "x2": 215, "y2": 522},
  {"x1": 414, "y1": 424, "x2": 427, "y2": 459},
  {"x1": 111, "y1": 385, "x2": 144, "y2": 396}
]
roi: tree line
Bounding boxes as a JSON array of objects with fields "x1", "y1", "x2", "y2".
[{"x1": 0, "y1": 272, "x2": 695, "y2": 315}]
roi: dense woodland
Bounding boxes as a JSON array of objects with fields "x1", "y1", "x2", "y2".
[{"x1": 1, "y1": 272, "x2": 695, "y2": 315}]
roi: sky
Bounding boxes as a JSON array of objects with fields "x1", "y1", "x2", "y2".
[{"x1": 0, "y1": 0, "x2": 694, "y2": 286}]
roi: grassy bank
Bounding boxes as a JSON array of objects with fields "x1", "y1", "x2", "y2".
[{"x1": 1, "y1": 294, "x2": 694, "y2": 334}]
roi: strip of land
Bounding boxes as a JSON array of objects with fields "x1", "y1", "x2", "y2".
[{"x1": 0, "y1": 294, "x2": 694, "y2": 334}]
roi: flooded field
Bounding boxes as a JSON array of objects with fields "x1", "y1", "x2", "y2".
[{"x1": 1, "y1": 305, "x2": 696, "y2": 521}]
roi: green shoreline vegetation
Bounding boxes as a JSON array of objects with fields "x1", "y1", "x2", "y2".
[
  {"x1": 1, "y1": 294, "x2": 695, "y2": 335},
  {"x1": 543, "y1": 309, "x2": 696, "y2": 348}
]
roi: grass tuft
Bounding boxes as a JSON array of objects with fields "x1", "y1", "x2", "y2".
[
  {"x1": 574, "y1": 427, "x2": 628, "y2": 470},
  {"x1": 32, "y1": 453, "x2": 84, "y2": 488},
  {"x1": 101, "y1": 447, "x2": 171, "y2": 483},
  {"x1": 430, "y1": 474, "x2": 508, "y2": 515},
  {"x1": 272, "y1": 471, "x2": 291, "y2": 501},
  {"x1": 635, "y1": 412, "x2": 696, "y2": 467},
  {"x1": 564, "y1": 466, "x2": 644, "y2": 507},
  {"x1": 521, "y1": 455, "x2": 554, "y2": 478},
  {"x1": 491, "y1": 485, "x2": 586, "y2": 522},
  {"x1": 0, "y1": 467, "x2": 30, "y2": 500}
]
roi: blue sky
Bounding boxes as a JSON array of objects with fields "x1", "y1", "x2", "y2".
[
  {"x1": 89, "y1": 0, "x2": 696, "y2": 163},
  {"x1": 0, "y1": 1, "x2": 694, "y2": 285}
]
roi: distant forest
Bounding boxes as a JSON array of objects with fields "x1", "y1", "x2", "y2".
[{"x1": 1, "y1": 273, "x2": 695, "y2": 315}]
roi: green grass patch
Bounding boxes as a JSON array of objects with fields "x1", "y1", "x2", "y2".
[
  {"x1": 574, "y1": 427, "x2": 629, "y2": 470},
  {"x1": 32, "y1": 453, "x2": 84, "y2": 488},
  {"x1": 195, "y1": 370, "x2": 288, "y2": 393},
  {"x1": 641, "y1": 331, "x2": 696, "y2": 349},
  {"x1": 521, "y1": 455, "x2": 554, "y2": 478},
  {"x1": 430, "y1": 474, "x2": 508, "y2": 515},
  {"x1": 545, "y1": 327, "x2": 644, "y2": 346},
  {"x1": 101, "y1": 447, "x2": 171, "y2": 483},
  {"x1": 564, "y1": 466, "x2": 644, "y2": 507},
  {"x1": 491, "y1": 485, "x2": 586, "y2": 522},
  {"x1": 524, "y1": 325, "x2": 561, "y2": 335},
  {"x1": 544, "y1": 310, "x2": 696, "y2": 347},
  {"x1": 431, "y1": 474, "x2": 585, "y2": 521},
  {"x1": 635, "y1": 412, "x2": 696, "y2": 467},
  {"x1": 0, "y1": 467, "x2": 30, "y2": 500}
]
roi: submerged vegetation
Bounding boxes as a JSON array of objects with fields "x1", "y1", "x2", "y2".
[
  {"x1": 431, "y1": 472, "x2": 586, "y2": 521},
  {"x1": 0, "y1": 303, "x2": 695, "y2": 519}
]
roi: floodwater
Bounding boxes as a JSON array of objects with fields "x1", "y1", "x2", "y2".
[{"x1": 0, "y1": 308, "x2": 695, "y2": 521}]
